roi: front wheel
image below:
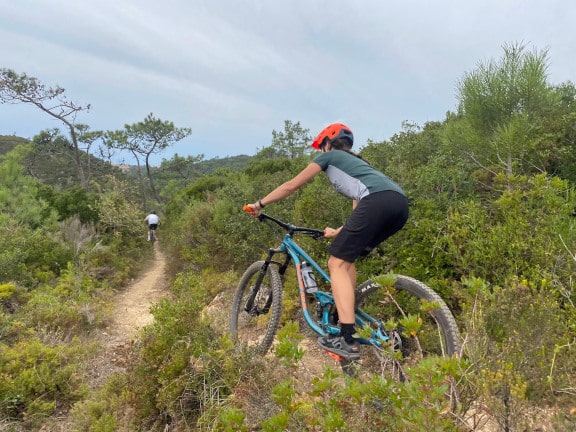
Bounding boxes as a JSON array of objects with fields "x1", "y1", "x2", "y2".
[
  {"x1": 354, "y1": 275, "x2": 461, "y2": 379},
  {"x1": 230, "y1": 261, "x2": 283, "y2": 355}
]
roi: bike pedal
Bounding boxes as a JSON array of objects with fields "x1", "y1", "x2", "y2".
[{"x1": 324, "y1": 351, "x2": 343, "y2": 361}]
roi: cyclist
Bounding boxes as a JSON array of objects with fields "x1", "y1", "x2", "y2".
[
  {"x1": 245, "y1": 123, "x2": 409, "y2": 360},
  {"x1": 144, "y1": 210, "x2": 160, "y2": 241}
]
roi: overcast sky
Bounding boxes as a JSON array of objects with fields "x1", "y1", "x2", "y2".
[{"x1": 1, "y1": 0, "x2": 574, "y2": 165}]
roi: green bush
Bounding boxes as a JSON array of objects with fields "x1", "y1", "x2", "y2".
[
  {"x1": 440, "y1": 174, "x2": 576, "y2": 288},
  {"x1": 123, "y1": 271, "x2": 222, "y2": 427},
  {"x1": 0, "y1": 224, "x2": 72, "y2": 287},
  {"x1": 460, "y1": 275, "x2": 575, "y2": 428},
  {"x1": 69, "y1": 374, "x2": 129, "y2": 432},
  {"x1": 0, "y1": 337, "x2": 89, "y2": 422},
  {"x1": 37, "y1": 184, "x2": 100, "y2": 223}
]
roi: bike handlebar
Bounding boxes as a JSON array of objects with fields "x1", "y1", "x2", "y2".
[{"x1": 243, "y1": 206, "x2": 325, "y2": 239}]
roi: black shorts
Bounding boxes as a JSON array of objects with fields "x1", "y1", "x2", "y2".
[
  {"x1": 148, "y1": 224, "x2": 158, "y2": 230},
  {"x1": 328, "y1": 190, "x2": 409, "y2": 263}
]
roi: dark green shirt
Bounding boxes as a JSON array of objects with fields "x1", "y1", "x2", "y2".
[{"x1": 312, "y1": 150, "x2": 405, "y2": 201}]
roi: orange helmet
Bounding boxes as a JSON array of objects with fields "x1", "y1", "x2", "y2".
[{"x1": 311, "y1": 123, "x2": 354, "y2": 149}]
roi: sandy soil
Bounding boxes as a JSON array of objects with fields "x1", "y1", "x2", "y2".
[
  {"x1": 110, "y1": 243, "x2": 168, "y2": 338},
  {"x1": 95, "y1": 242, "x2": 170, "y2": 383}
]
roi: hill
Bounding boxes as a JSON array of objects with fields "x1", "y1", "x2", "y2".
[
  {"x1": 1, "y1": 135, "x2": 252, "y2": 189},
  {"x1": 0, "y1": 135, "x2": 28, "y2": 154}
]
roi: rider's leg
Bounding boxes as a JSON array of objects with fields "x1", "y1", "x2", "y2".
[
  {"x1": 318, "y1": 255, "x2": 360, "y2": 359},
  {"x1": 328, "y1": 255, "x2": 356, "y2": 342}
]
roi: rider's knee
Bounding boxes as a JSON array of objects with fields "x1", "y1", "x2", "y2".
[{"x1": 328, "y1": 255, "x2": 353, "y2": 271}]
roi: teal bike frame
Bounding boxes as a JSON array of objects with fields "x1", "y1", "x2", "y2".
[{"x1": 258, "y1": 213, "x2": 389, "y2": 347}]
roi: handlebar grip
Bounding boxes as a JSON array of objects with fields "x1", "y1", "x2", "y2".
[{"x1": 243, "y1": 205, "x2": 255, "y2": 214}]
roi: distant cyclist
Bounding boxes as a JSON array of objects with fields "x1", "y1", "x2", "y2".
[{"x1": 144, "y1": 210, "x2": 160, "y2": 241}]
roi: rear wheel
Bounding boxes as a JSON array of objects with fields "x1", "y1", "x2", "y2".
[
  {"x1": 352, "y1": 275, "x2": 461, "y2": 382},
  {"x1": 230, "y1": 261, "x2": 283, "y2": 355}
]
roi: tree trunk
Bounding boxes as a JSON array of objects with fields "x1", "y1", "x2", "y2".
[
  {"x1": 145, "y1": 155, "x2": 162, "y2": 203},
  {"x1": 68, "y1": 125, "x2": 90, "y2": 191}
]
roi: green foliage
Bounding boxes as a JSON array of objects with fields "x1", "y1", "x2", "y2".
[
  {"x1": 0, "y1": 283, "x2": 28, "y2": 344},
  {"x1": 105, "y1": 113, "x2": 193, "y2": 202},
  {"x1": 0, "y1": 162, "x2": 84, "y2": 308},
  {"x1": 37, "y1": 184, "x2": 100, "y2": 223},
  {"x1": 0, "y1": 283, "x2": 16, "y2": 301},
  {"x1": 0, "y1": 141, "x2": 155, "y2": 430},
  {"x1": 178, "y1": 174, "x2": 228, "y2": 201},
  {"x1": 440, "y1": 174, "x2": 576, "y2": 288},
  {"x1": 24, "y1": 128, "x2": 127, "y2": 191},
  {"x1": 163, "y1": 197, "x2": 231, "y2": 272},
  {"x1": 458, "y1": 43, "x2": 553, "y2": 135},
  {"x1": 244, "y1": 156, "x2": 299, "y2": 177},
  {"x1": 22, "y1": 263, "x2": 106, "y2": 332},
  {"x1": 97, "y1": 176, "x2": 143, "y2": 237},
  {"x1": 0, "y1": 149, "x2": 55, "y2": 228},
  {"x1": 455, "y1": 43, "x2": 562, "y2": 178},
  {"x1": 362, "y1": 121, "x2": 475, "y2": 206},
  {"x1": 69, "y1": 373, "x2": 130, "y2": 432},
  {"x1": 217, "y1": 354, "x2": 462, "y2": 431},
  {"x1": 274, "y1": 321, "x2": 305, "y2": 366},
  {"x1": 460, "y1": 276, "x2": 575, "y2": 428},
  {"x1": 155, "y1": 153, "x2": 251, "y2": 202},
  {"x1": 0, "y1": 337, "x2": 89, "y2": 422},
  {"x1": 125, "y1": 271, "x2": 220, "y2": 426},
  {"x1": 164, "y1": 160, "x2": 314, "y2": 273},
  {"x1": 269, "y1": 119, "x2": 313, "y2": 159},
  {"x1": 153, "y1": 84, "x2": 575, "y2": 429},
  {"x1": 0, "y1": 221, "x2": 73, "y2": 286},
  {"x1": 0, "y1": 68, "x2": 93, "y2": 189},
  {"x1": 214, "y1": 407, "x2": 248, "y2": 432}
]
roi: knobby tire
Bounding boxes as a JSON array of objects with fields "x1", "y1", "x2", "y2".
[
  {"x1": 350, "y1": 274, "x2": 461, "y2": 384},
  {"x1": 230, "y1": 261, "x2": 283, "y2": 355}
]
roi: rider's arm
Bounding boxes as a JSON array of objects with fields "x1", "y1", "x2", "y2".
[{"x1": 251, "y1": 162, "x2": 322, "y2": 210}]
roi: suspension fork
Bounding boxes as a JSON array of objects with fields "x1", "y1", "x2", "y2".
[{"x1": 244, "y1": 247, "x2": 288, "y2": 314}]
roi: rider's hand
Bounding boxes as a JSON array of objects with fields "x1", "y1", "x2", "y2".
[
  {"x1": 323, "y1": 226, "x2": 342, "y2": 238},
  {"x1": 243, "y1": 203, "x2": 262, "y2": 217}
]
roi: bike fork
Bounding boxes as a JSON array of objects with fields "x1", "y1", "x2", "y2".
[{"x1": 244, "y1": 256, "x2": 276, "y2": 315}]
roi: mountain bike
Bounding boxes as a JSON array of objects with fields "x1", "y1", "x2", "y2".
[
  {"x1": 230, "y1": 209, "x2": 461, "y2": 379},
  {"x1": 150, "y1": 227, "x2": 157, "y2": 243}
]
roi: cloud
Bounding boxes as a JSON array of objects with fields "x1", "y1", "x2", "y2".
[{"x1": 1, "y1": 0, "x2": 575, "y2": 163}]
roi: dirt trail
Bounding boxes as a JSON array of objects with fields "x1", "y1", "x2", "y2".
[
  {"x1": 90, "y1": 243, "x2": 170, "y2": 386},
  {"x1": 110, "y1": 243, "x2": 168, "y2": 338},
  {"x1": 43, "y1": 244, "x2": 170, "y2": 431}
]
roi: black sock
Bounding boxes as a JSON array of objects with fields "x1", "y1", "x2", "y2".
[{"x1": 340, "y1": 323, "x2": 356, "y2": 344}]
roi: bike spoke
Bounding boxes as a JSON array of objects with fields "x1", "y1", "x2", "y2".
[
  {"x1": 353, "y1": 275, "x2": 461, "y2": 382},
  {"x1": 230, "y1": 261, "x2": 283, "y2": 355}
]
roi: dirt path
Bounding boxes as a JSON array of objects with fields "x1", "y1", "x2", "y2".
[
  {"x1": 110, "y1": 243, "x2": 168, "y2": 338},
  {"x1": 43, "y1": 244, "x2": 170, "y2": 431},
  {"x1": 89, "y1": 243, "x2": 170, "y2": 387}
]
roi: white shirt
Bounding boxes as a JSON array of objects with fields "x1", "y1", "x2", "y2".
[{"x1": 145, "y1": 214, "x2": 160, "y2": 224}]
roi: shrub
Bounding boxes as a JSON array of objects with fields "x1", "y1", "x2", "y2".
[
  {"x1": 459, "y1": 275, "x2": 575, "y2": 428},
  {"x1": 0, "y1": 338, "x2": 89, "y2": 423}
]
